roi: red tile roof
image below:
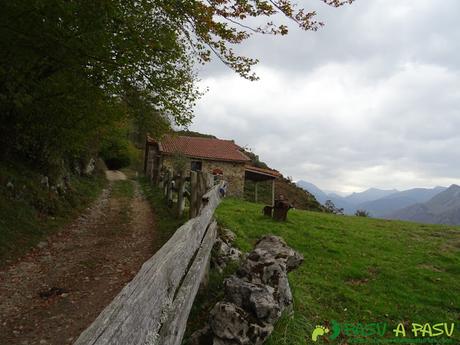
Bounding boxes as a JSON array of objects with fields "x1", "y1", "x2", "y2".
[{"x1": 155, "y1": 135, "x2": 250, "y2": 163}]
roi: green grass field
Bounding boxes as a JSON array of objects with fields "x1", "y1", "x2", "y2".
[
  {"x1": 138, "y1": 177, "x2": 187, "y2": 251},
  {"x1": 208, "y1": 198, "x2": 460, "y2": 344}
]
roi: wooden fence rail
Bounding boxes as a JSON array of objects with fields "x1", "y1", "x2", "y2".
[{"x1": 74, "y1": 182, "x2": 225, "y2": 345}]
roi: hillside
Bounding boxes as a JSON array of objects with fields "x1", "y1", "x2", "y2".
[
  {"x1": 192, "y1": 198, "x2": 460, "y2": 344},
  {"x1": 296, "y1": 180, "x2": 330, "y2": 203},
  {"x1": 388, "y1": 184, "x2": 460, "y2": 225},
  {"x1": 245, "y1": 178, "x2": 324, "y2": 212},
  {"x1": 0, "y1": 161, "x2": 107, "y2": 264},
  {"x1": 296, "y1": 180, "x2": 354, "y2": 212}
]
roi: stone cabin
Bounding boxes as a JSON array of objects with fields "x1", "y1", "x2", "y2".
[{"x1": 144, "y1": 135, "x2": 280, "y2": 199}]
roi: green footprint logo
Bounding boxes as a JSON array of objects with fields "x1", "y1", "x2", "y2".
[{"x1": 311, "y1": 325, "x2": 330, "y2": 342}]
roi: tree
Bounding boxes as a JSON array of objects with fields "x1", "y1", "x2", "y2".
[
  {"x1": 159, "y1": 0, "x2": 354, "y2": 80},
  {"x1": 0, "y1": 0, "x2": 353, "y2": 174},
  {"x1": 355, "y1": 209, "x2": 370, "y2": 217},
  {"x1": 325, "y1": 200, "x2": 344, "y2": 215},
  {"x1": 0, "y1": 1, "x2": 199, "y2": 172}
]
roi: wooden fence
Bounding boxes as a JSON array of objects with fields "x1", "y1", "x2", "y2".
[
  {"x1": 158, "y1": 168, "x2": 223, "y2": 219},
  {"x1": 74, "y1": 181, "x2": 225, "y2": 345}
]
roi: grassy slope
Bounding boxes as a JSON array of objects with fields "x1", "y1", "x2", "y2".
[
  {"x1": 138, "y1": 177, "x2": 187, "y2": 251},
  {"x1": 0, "y1": 163, "x2": 106, "y2": 265},
  {"x1": 214, "y1": 198, "x2": 460, "y2": 344},
  {"x1": 244, "y1": 178, "x2": 325, "y2": 212}
]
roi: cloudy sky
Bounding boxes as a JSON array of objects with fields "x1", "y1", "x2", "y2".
[{"x1": 189, "y1": 0, "x2": 460, "y2": 194}]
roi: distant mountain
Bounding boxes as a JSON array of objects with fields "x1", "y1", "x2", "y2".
[
  {"x1": 296, "y1": 180, "x2": 329, "y2": 204},
  {"x1": 386, "y1": 184, "x2": 460, "y2": 225},
  {"x1": 357, "y1": 186, "x2": 447, "y2": 217},
  {"x1": 345, "y1": 188, "x2": 398, "y2": 205},
  {"x1": 326, "y1": 192, "x2": 346, "y2": 199},
  {"x1": 296, "y1": 180, "x2": 355, "y2": 214}
]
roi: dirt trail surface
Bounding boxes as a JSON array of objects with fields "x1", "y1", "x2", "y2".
[{"x1": 0, "y1": 171, "x2": 157, "y2": 345}]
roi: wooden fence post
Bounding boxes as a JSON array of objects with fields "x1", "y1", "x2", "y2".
[
  {"x1": 196, "y1": 172, "x2": 207, "y2": 213},
  {"x1": 189, "y1": 171, "x2": 198, "y2": 218},
  {"x1": 166, "y1": 171, "x2": 173, "y2": 205},
  {"x1": 206, "y1": 173, "x2": 214, "y2": 189},
  {"x1": 176, "y1": 172, "x2": 186, "y2": 218},
  {"x1": 158, "y1": 171, "x2": 164, "y2": 190},
  {"x1": 162, "y1": 170, "x2": 168, "y2": 196}
]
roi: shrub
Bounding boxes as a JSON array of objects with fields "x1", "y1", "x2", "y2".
[
  {"x1": 355, "y1": 209, "x2": 370, "y2": 217},
  {"x1": 324, "y1": 200, "x2": 344, "y2": 215},
  {"x1": 100, "y1": 132, "x2": 133, "y2": 170}
]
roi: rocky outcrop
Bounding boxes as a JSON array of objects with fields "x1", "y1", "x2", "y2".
[
  {"x1": 191, "y1": 235, "x2": 303, "y2": 345},
  {"x1": 211, "y1": 228, "x2": 242, "y2": 273}
]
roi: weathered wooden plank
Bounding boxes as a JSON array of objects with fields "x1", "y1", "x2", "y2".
[
  {"x1": 189, "y1": 171, "x2": 198, "y2": 219},
  {"x1": 176, "y1": 172, "x2": 186, "y2": 218},
  {"x1": 158, "y1": 221, "x2": 217, "y2": 345},
  {"x1": 74, "y1": 182, "x2": 224, "y2": 345}
]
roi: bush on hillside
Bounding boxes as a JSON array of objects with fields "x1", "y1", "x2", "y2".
[
  {"x1": 355, "y1": 209, "x2": 370, "y2": 217},
  {"x1": 325, "y1": 200, "x2": 344, "y2": 215},
  {"x1": 100, "y1": 129, "x2": 137, "y2": 170}
]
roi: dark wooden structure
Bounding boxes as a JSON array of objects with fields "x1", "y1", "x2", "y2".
[
  {"x1": 272, "y1": 196, "x2": 293, "y2": 221},
  {"x1": 244, "y1": 165, "x2": 281, "y2": 206}
]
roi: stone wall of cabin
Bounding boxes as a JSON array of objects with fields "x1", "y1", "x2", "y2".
[{"x1": 162, "y1": 156, "x2": 245, "y2": 197}]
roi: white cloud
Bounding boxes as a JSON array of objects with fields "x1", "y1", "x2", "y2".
[{"x1": 190, "y1": 0, "x2": 460, "y2": 193}]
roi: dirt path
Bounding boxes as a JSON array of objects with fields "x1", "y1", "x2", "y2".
[{"x1": 0, "y1": 171, "x2": 157, "y2": 345}]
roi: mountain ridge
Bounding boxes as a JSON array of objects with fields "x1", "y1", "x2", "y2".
[
  {"x1": 296, "y1": 180, "x2": 448, "y2": 217},
  {"x1": 386, "y1": 184, "x2": 460, "y2": 225}
]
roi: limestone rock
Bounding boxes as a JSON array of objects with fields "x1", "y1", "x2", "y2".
[
  {"x1": 220, "y1": 228, "x2": 236, "y2": 244},
  {"x1": 212, "y1": 238, "x2": 242, "y2": 272},
  {"x1": 40, "y1": 176, "x2": 49, "y2": 188},
  {"x1": 210, "y1": 302, "x2": 250, "y2": 344},
  {"x1": 224, "y1": 276, "x2": 280, "y2": 323},
  {"x1": 210, "y1": 302, "x2": 273, "y2": 345},
  {"x1": 84, "y1": 158, "x2": 96, "y2": 175},
  {"x1": 254, "y1": 235, "x2": 304, "y2": 271},
  {"x1": 206, "y1": 235, "x2": 303, "y2": 345}
]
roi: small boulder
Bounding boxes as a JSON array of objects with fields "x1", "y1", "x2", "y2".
[
  {"x1": 40, "y1": 176, "x2": 49, "y2": 188},
  {"x1": 212, "y1": 238, "x2": 242, "y2": 272},
  {"x1": 84, "y1": 158, "x2": 96, "y2": 175},
  {"x1": 224, "y1": 276, "x2": 280, "y2": 323},
  {"x1": 210, "y1": 302, "x2": 250, "y2": 344},
  {"x1": 210, "y1": 302, "x2": 273, "y2": 345},
  {"x1": 220, "y1": 228, "x2": 237, "y2": 244},
  {"x1": 254, "y1": 236, "x2": 304, "y2": 271}
]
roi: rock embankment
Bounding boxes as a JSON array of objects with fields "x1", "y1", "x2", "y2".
[{"x1": 192, "y1": 234, "x2": 303, "y2": 345}]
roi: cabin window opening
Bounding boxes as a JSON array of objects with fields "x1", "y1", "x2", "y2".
[{"x1": 191, "y1": 161, "x2": 202, "y2": 172}]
